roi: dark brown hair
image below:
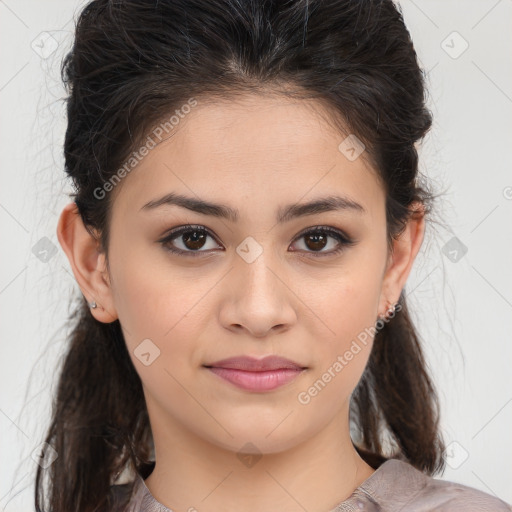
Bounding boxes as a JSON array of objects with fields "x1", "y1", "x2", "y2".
[{"x1": 36, "y1": 0, "x2": 445, "y2": 510}]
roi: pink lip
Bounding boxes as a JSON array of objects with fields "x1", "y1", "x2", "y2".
[
  {"x1": 206, "y1": 367, "x2": 304, "y2": 391},
  {"x1": 204, "y1": 355, "x2": 307, "y2": 392}
]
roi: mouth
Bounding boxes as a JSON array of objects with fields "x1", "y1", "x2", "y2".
[
  {"x1": 204, "y1": 355, "x2": 306, "y2": 371},
  {"x1": 203, "y1": 355, "x2": 307, "y2": 392},
  {"x1": 204, "y1": 367, "x2": 306, "y2": 392}
]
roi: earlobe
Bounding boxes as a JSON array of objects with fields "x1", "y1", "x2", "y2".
[
  {"x1": 378, "y1": 202, "x2": 426, "y2": 318},
  {"x1": 56, "y1": 202, "x2": 118, "y2": 323}
]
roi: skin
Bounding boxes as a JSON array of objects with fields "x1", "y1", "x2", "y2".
[{"x1": 57, "y1": 93, "x2": 425, "y2": 512}]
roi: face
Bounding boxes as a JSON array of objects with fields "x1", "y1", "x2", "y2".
[{"x1": 93, "y1": 94, "x2": 395, "y2": 454}]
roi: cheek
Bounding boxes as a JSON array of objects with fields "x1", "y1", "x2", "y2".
[
  {"x1": 110, "y1": 241, "x2": 196, "y2": 337},
  {"x1": 305, "y1": 258, "x2": 383, "y2": 342},
  {"x1": 109, "y1": 244, "x2": 219, "y2": 378},
  {"x1": 301, "y1": 254, "x2": 383, "y2": 387},
  {"x1": 297, "y1": 281, "x2": 377, "y2": 414}
]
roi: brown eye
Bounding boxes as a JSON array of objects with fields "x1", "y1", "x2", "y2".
[
  {"x1": 159, "y1": 225, "x2": 222, "y2": 256},
  {"x1": 290, "y1": 226, "x2": 355, "y2": 257},
  {"x1": 181, "y1": 229, "x2": 208, "y2": 250},
  {"x1": 304, "y1": 232, "x2": 329, "y2": 251},
  {"x1": 158, "y1": 224, "x2": 355, "y2": 258}
]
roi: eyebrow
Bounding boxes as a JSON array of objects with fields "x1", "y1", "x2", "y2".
[{"x1": 140, "y1": 192, "x2": 366, "y2": 222}]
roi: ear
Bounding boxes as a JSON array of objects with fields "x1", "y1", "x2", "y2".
[
  {"x1": 378, "y1": 202, "x2": 425, "y2": 317},
  {"x1": 56, "y1": 202, "x2": 118, "y2": 323}
]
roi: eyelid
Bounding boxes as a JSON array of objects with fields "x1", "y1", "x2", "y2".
[
  {"x1": 157, "y1": 224, "x2": 223, "y2": 256},
  {"x1": 293, "y1": 225, "x2": 353, "y2": 243},
  {"x1": 290, "y1": 225, "x2": 356, "y2": 257},
  {"x1": 157, "y1": 224, "x2": 356, "y2": 257}
]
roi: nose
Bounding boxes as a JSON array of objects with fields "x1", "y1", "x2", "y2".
[{"x1": 219, "y1": 249, "x2": 297, "y2": 338}]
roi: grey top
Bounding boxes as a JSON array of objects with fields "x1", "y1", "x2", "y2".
[{"x1": 110, "y1": 459, "x2": 512, "y2": 512}]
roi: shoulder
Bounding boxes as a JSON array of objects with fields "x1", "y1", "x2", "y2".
[{"x1": 358, "y1": 459, "x2": 512, "y2": 512}]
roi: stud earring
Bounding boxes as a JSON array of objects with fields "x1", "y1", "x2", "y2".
[
  {"x1": 378, "y1": 300, "x2": 397, "y2": 321},
  {"x1": 89, "y1": 301, "x2": 97, "y2": 309},
  {"x1": 385, "y1": 301, "x2": 396, "y2": 318}
]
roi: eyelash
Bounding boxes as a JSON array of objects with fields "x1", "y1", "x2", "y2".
[{"x1": 157, "y1": 224, "x2": 356, "y2": 258}]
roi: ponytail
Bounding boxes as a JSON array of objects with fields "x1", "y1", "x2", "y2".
[
  {"x1": 352, "y1": 295, "x2": 445, "y2": 474},
  {"x1": 35, "y1": 298, "x2": 153, "y2": 511}
]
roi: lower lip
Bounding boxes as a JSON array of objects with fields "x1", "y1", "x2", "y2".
[{"x1": 206, "y1": 367, "x2": 305, "y2": 391}]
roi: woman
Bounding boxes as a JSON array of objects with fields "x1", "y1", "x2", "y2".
[{"x1": 37, "y1": 0, "x2": 511, "y2": 511}]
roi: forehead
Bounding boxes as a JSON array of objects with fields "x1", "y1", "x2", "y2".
[{"x1": 110, "y1": 93, "x2": 385, "y2": 226}]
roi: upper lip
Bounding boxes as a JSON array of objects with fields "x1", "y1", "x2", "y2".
[{"x1": 205, "y1": 355, "x2": 306, "y2": 371}]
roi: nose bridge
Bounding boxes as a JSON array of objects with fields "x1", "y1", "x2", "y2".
[
  {"x1": 225, "y1": 233, "x2": 296, "y2": 328},
  {"x1": 234, "y1": 235, "x2": 282, "y2": 299}
]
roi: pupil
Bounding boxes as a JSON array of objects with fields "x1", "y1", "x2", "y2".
[
  {"x1": 183, "y1": 231, "x2": 206, "y2": 250},
  {"x1": 306, "y1": 233, "x2": 327, "y2": 251}
]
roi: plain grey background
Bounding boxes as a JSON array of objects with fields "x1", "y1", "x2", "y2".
[{"x1": 1, "y1": 1, "x2": 511, "y2": 510}]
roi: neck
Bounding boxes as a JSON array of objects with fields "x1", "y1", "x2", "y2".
[{"x1": 143, "y1": 410, "x2": 376, "y2": 512}]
